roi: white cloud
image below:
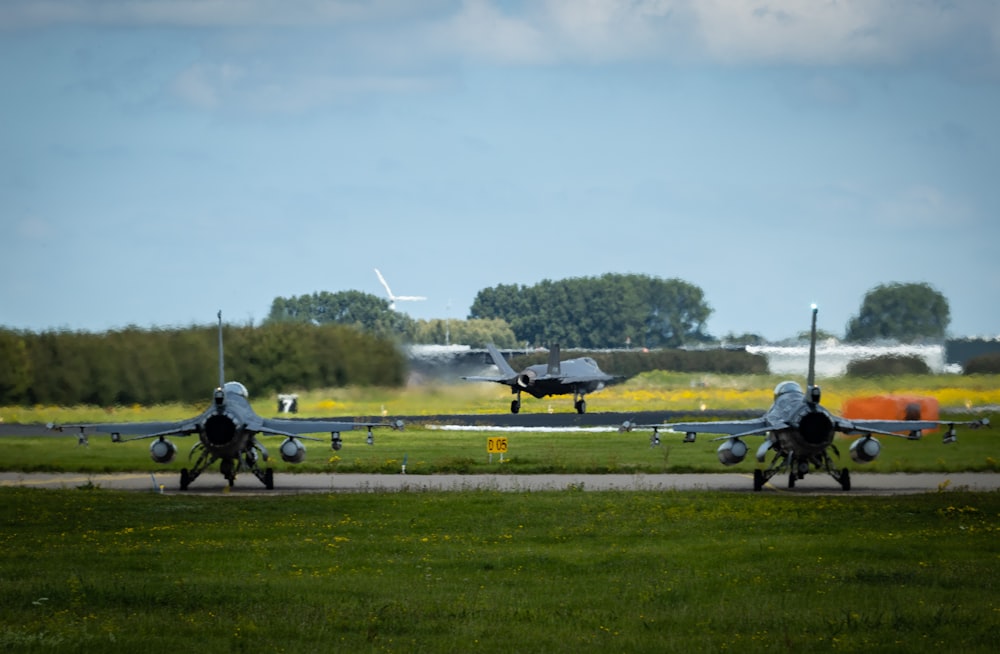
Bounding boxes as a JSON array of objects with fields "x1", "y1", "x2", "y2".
[
  {"x1": 424, "y1": 1, "x2": 1000, "y2": 70},
  {"x1": 875, "y1": 185, "x2": 975, "y2": 228},
  {"x1": 692, "y1": 0, "x2": 998, "y2": 68},
  {"x1": 169, "y1": 59, "x2": 444, "y2": 113},
  {"x1": 5, "y1": 0, "x2": 996, "y2": 72},
  {"x1": 15, "y1": 217, "x2": 55, "y2": 240},
  {"x1": 0, "y1": 0, "x2": 430, "y2": 28},
  {"x1": 14, "y1": 0, "x2": 995, "y2": 116},
  {"x1": 170, "y1": 62, "x2": 245, "y2": 110},
  {"x1": 431, "y1": 0, "x2": 552, "y2": 65}
]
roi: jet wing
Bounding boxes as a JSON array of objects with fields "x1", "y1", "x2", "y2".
[
  {"x1": 665, "y1": 418, "x2": 777, "y2": 439},
  {"x1": 624, "y1": 417, "x2": 777, "y2": 439},
  {"x1": 835, "y1": 417, "x2": 990, "y2": 438},
  {"x1": 258, "y1": 418, "x2": 404, "y2": 438},
  {"x1": 558, "y1": 375, "x2": 606, "y2": 384},
  {"x1": 53, "y1": 419, "x2": 200, "y2": 441}
]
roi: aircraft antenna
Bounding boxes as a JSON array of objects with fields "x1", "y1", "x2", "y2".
[
  {"x1": 217, "y1": 310, "x2": 225, "y2": 388},
  {"x1": 807, "y1": 304, "x2": 818, "y2": 391}
]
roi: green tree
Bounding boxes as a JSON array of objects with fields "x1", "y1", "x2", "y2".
[
  {"x1": 640, "y1": 276, "x2": 712, "y2": 347},
  {"x1": 266, "y1": 290, "x2": 414, "y2": 340},
  {"x1": 0, "y1": 329, "x2": 32, "y2": 404},
  {"x1": 10, "y1": 322, "x2": 406, "y2": 406},
  {"x1": 469, "y1": 274, "x2": 712, "y2": 348},
  {"x1": 720, "y1": 332, "x2": 766, "y2": 346},
  {"x1": 845, "y1": 355, "x2": 932, "y2": 377},
  {"x1": 845, "y1": 282, "x2": 950, "y2": 342},
  {"x1": 411, "y1": 318, "x2": 519, "y2": 348}
]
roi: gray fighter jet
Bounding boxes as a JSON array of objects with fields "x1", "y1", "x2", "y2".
[
  {"x1": 464, "y1": 343, "x2": 618, "y2": 414},
  {"x1": 622, "y1": 306, "x2": 989, "y2": 490},
  {"x1": 52, "y1": 312, "x2": 403, "y2": 490}
]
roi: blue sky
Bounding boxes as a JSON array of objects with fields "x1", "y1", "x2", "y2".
[{"x1": 2, "y1": 1, "x2": 998, "y2": 341}]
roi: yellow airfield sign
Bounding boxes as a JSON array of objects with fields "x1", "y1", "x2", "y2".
[{"x1": 487, "y1": 437, "x2": 508, "y2": 454}]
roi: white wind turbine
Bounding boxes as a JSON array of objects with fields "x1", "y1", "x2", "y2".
[{"x1": 374, "y1": 268, "x2": 427, "y2": 310}]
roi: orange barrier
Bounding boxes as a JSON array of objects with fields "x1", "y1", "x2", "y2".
[{"x1": 840, "y1": 395, "x2": 939, "y2": 433}]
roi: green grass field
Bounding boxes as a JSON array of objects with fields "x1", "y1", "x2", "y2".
[
  {"x1": 1, "y1": 420, "x2": 997, "y2": 477},
  {"x1": 2, "y1": 373, "x2": 997, "y2": 651},
  {"x1": 5, "y1": 372, "x2": 1000, "y2": 423},
  {"x1": 2, "y1": 488, "x2": 998, "y2": 653},
  {"x1": 1, "y1": 372, "x2": 997, "y2": 476}
]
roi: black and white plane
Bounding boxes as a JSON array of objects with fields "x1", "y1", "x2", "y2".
[
  {"x1": 52, "y1": 312, "x2": 402, "y2": 490},
  {"x1": 464, "y1": 343, "x2": 618, "y2": 414},
  {"x1": 623, "y1": 306, "x2": 989, "y2": 491}
]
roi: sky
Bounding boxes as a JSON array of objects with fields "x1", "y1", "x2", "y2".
[{"x1": 2, "y1": 0, "x2": 998, "y2": 342}]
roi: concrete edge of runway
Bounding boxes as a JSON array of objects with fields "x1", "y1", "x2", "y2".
[{"x1": 2, "y1": 471, "x2": 998, "y2": 496}]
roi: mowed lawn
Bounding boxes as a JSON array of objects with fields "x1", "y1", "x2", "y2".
[{"x1": 1, "y1": 487, "x2": 998, "y2": 653}]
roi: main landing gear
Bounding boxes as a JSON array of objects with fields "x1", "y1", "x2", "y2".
[
  {"x1": 508, "y1": 389, "x2": 587, "y2": 414},
  {"x1": 179, "y1": 443, "x2": 275, "y2": 490},
  {"x1": 752, "y1": 449, "x2": 851, "y2": 492},
  {"x1": 510, "y1": 390, "x2": 587, "y2": 414}
]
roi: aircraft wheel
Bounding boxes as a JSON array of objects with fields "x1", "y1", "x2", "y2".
[
  {"x1": 840, "y1": 468, "x2": 851, "y2": 491},
  {"x1": 788, "y1": 468, "x2": 796, "y2": 489},
  {"x1": 575, "y1": 399, "x2": 586, "y2": 414},
  {"x1": 180, "y1": 468, "x2": 190, "y2": 491},
  {"x1": 510, "y1": 400, "x2": 520, "y2": 414},
  {"x1": 753, "y1": 469, "x2": 764, "y2": 492},
  {"x1": 264, "y1": 468, "x2": 274, "y2": 491}
]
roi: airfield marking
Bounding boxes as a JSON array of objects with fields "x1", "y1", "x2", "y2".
[
  {"x1": 0, "y1": 472, "x2": 157, "y2": 488},
  {"x1": 3, "y1": 472, "x2": 998, "y2": 495}
]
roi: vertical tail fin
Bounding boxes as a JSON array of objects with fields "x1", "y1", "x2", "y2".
[
  {"x1": 807, "y1": 304, "x2": 818, "y2": 391},
  {"x1": 547, "y1": 344, "x2": 561, "y2": 376},
  {"x1": 486, "y1": 343, "x2": 518, "y2": 379},
  {"x1": 217, "y1": 310, "x2": 225, "y2": 388}
]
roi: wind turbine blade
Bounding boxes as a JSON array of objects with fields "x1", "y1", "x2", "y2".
[{"x1": 373, "y1": 268, "x2": 394, "y2": 299}]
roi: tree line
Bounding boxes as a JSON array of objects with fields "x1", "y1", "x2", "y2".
[
  {"x1": 266, "y1": 291, "x2": 519, "y2": 347},
  {"x1": 469, "y1": 274, "x2": 713, "y2": 349},
  {"x1": 0, "y1": 278, "x2": 957, "y2": 406},
  {"x1": 265, "y1": 278, "x2": 953, "y2": 348},
  {"x1": 0, "y1": 322, "x2": 406, "y2": 407}
]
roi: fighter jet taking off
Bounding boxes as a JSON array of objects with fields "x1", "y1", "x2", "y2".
[{"x1": 464, "y1": 343, "x2": 618, "y2": 414}]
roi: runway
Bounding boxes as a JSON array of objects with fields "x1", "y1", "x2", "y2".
[{"x1": 2, "y1": 471, "x2": 997, "y2": 495}]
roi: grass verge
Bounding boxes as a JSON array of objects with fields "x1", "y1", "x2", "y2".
[{"x1": 1, "y1": 487, "x2": 997, "y2": 652}]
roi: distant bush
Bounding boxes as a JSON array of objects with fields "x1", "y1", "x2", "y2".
[
  {"x1": 845, "y1": 355, "x2": 931, "y2": 377},
  {"x1": 3, "y1": 323, "x2": 406, "y2": 406},
  {"x1": 509, "y1": 348, "x2": 768, "y2": 377},
  {"x1": 963, "y1": 353, "x2": 1000, "y2": 375}
]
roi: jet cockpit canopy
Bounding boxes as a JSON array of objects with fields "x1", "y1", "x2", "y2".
[
  {"x1": 224, "y1": 381, "x2": 249, "y2": 398},
  {"x1": 773, "y1": 381, "x2": 803, "y2": 399}
]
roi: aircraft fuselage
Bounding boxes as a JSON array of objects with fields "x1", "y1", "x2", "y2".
[{"x1": 765, "y1": 387, "x2": 836, "y2": 458}]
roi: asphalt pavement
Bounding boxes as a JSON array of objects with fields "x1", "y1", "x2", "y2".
[{"x1": 3, "y1": 471, "x2": 997, "y2": 495}]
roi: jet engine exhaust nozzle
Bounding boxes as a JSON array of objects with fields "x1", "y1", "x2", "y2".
[
  {"x1": 204, "y1": 413, "x2": 239, "y2": 447},
  {"x1": 798, "y1": 411, "x2": 834, "y2": 446},
  {"x1": 517, "y1": 370, "x2": 537, "y2": 388}
]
